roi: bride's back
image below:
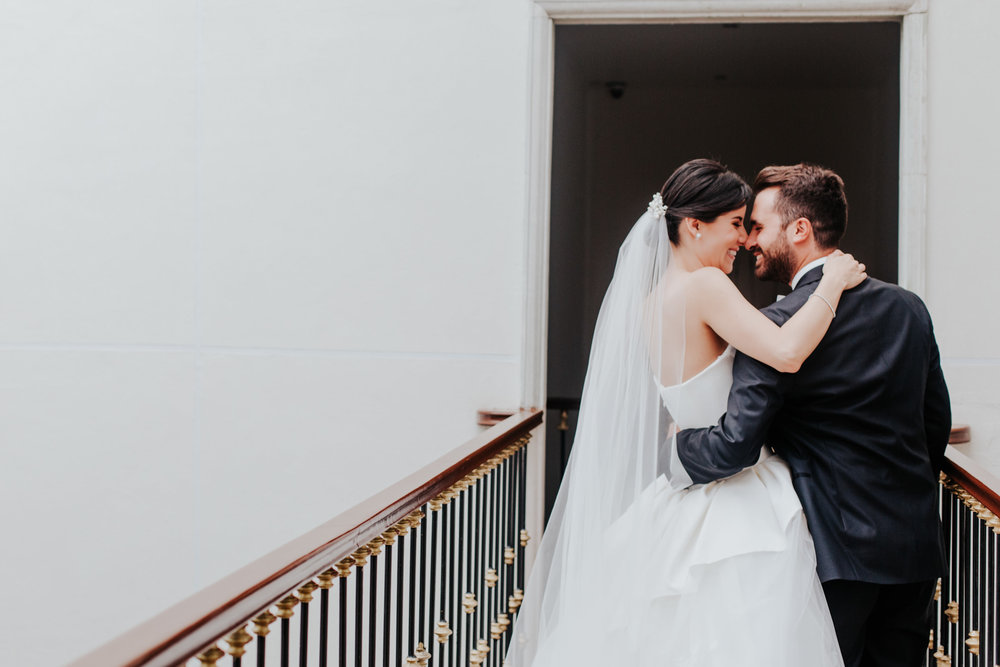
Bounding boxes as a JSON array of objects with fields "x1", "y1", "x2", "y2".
[{"x1": 653, "y1": 268, "x2": 730, "y2": 385}]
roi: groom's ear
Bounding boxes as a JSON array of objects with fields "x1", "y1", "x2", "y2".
[{"x1": 789, "y1": 217, "x2": 814, "y2": 245}]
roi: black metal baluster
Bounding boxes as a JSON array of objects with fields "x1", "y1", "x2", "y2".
[
  {"x1": 408, "y1": 513, "x2": 419, "y2": 660},
  {"x1": 368, "y1": 538, "x2": 383, "y2": 667},
  {"x1": 428, "y1": 498, "x2": 440, "y2": 665},
  {"x1": 354, "y1": 548, "x2": 370, "y2": 667},
  {"x1": 419, "y1": 509, "x2": 429, "y2": 651},
  {"x1": 517, "y1": 444, "x2": 527, "y2": 613},
  {"x1": 297, "y1": 582, "x2": 318, "y2": 667},
  {"x1": 253, "y1": 611, "x2": 277, "y2": 667},
  {"x1": 276, "y1": 596, "x2": 298, "y2": 667},
  {"x1": 383, "y1": 529, "x2": 395, "y2": 667},
  {"x1": 338, "y1": 558, "x2": 352, "y2": 667},
  {"x1": 318, "y1": 570, "x2": 335, "y2": 667},
  {"x1": 397, "y1": 520, "x2": 409, "y2": 667}
]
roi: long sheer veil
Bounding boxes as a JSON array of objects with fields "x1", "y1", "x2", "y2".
[{"x1": 506, "y1": 198, "x2": 687, "y2": 665}]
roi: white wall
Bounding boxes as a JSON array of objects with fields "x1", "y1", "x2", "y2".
[
  {"x1": 926, "y1": 0, "x2": 1000, "y2": 472},
  {"x1": 0, "y1": 1, "x2": 531, "y2": 664}
]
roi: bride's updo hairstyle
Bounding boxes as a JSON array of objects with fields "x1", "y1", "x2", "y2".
[{"x1": 659, "y1": 159, "x2": 752, "y2": 244}]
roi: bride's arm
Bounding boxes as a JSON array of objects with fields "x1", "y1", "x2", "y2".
[{"x1": 690, "y1": 254, "x2": 865, "y2": 373}]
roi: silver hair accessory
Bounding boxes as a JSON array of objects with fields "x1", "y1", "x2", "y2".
[{"x1": 647, "y1": 193, "x2": 668, "y2": 219}]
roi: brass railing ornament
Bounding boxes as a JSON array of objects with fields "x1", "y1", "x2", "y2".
[
  {"x1": 934, "y1": 579, "x2": 941, "y2": 601},
  {"x1": 195, "y1": 645, "x2": 225, "y2": 667},
  {"x1": 510, "y1": 588, "x2": 524, "y2": 612},
  {"x1": 252, "y1": 610, "x2": 277, "y2": 638},
  {"x1": 336, "y1": 556, "x2": 355, "y2": 578},
  {"x1": 224, "y1": 627, "x2": 253, "y2": 660},
  {"x1": 945, "y1": 600, "x2": 959, "y2": 624},
  {"x1": 434, "y1": 620, "x2": 453, "y2": 644},
  {"x1": 296, "y1": 580, "x2": 319, "y2": 604},
  {"x1": 966, "y1": 630, "x2": 980, "y2": 656},
  {"x1": 520, "y1": 529, "x2": 531, "y2": 548},
  {"x1": 933, "y1": 645, "x2": 951, "y2": 667},
  {"x1": 486, "y1": 568, "x2": 499, "y2": 588},
  {"x1": 504, "y1": 546, "x2": 515, "y2": 566},
  {"x1": 415, "y1": 641, "x2": 431, "y2": 666},
  {"x1": 463, "y1": 592, "x2": 479, "y2": 614},
  {"x1": 491, "y1": 620, "x2": 503, "y2": 640},
  {"x1": 352, "y1": 545, "x2": 372, "y2": 568},
  {"x1": 275, "y1": 595, "x2": 299, "y2": 620},
  {"x1": 498, "y1": 612, "x2": 511, "y2": 633},
  {"x1": 316, "y1": 568, "x2": 336, "y2": 590},
  {"x1": 368, "y1": 535, "x2": 386, "y2": 557},
  {"x1": 382, "y1": 525, "x2": 399, "y2": 545},
  {"x1": 428, "y1": 497, "x2": 443, "y2": 512},
  {"x1": 406, "y1": 657, "x2": 418, "y2": 665},
  {"x1": 469, "y1": 638, "x2": 490, "y2": 665},
  {"x1": 928, "y1": 629, "x2": 934, "y2": 650}
]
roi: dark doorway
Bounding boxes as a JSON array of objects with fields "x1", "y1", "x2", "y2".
[{"x1": 544, "y1": 22, "x2": 901, "y2": 521}]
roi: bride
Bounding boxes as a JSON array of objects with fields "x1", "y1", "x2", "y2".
[{"x1": 505, "y1": 159, "x2": 865, "y2": 666}]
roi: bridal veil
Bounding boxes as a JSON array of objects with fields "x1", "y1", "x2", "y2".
[{"x1": 505, "y1": 197, "x2": 688, "y2": 665}]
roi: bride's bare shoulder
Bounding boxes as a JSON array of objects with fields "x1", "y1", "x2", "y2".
[{"x1": 686, "y1": 266, "x2": 736, "y2": 295}]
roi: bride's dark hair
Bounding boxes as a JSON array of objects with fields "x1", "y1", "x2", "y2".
[{"x1": 659, "y1": 159, "x2": 752, "y2": 244}]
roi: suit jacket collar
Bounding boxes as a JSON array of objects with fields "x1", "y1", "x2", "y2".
[{"x1": 793, "y1": 265, "x2": 825, "y2": 291}]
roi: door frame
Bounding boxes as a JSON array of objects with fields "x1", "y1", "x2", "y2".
[{"x1": 521, "y1": 0, "x2": 929, "y2": 409}]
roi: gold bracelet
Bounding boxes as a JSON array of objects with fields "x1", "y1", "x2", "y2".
[{"x1": 809, "y1": 293, "x2": 836, "y2": 318}]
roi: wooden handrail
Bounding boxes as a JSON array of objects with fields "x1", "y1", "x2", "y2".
[
  {"x1": 71, "y1": 408, "x2": 543, "y2": 667},
  {"x1": 943, "y1": 445, "x2": 1000, "y2": 517}
]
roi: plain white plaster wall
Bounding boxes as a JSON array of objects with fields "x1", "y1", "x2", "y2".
[
  {"x1": 925, "y1": 0, "x2": 1000, "y2": 472},
  {"x1": 0, "y1": 1, "x2": 530, "y2": 664}
]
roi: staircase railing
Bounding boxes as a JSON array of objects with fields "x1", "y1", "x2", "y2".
[
  {"x1": 930, "y1": 443, "x2": 1000, "y2": 667},
  {"x1": 70, "y1": 408, "x2": 542, "y2": 667}
]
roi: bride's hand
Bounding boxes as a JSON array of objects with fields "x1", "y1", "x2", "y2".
[{"x1": 823, "y1": 250, "x2": 867, "y2": 289}]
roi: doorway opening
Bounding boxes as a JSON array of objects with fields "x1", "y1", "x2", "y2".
[{"x1": 544, "y1": 22, "x2": 901, "y2": 520}]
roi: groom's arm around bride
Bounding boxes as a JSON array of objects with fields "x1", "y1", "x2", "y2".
[{"x1": 675, "y1": 164, "x2": 950, "y2": 667}]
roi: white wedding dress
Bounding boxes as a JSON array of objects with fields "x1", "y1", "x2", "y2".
[{"x1": 519, "y1": 347, "x2": 844, "y2": 666}]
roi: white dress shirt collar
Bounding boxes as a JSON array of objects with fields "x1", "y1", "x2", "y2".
[{"x1": 791, "y1": 256, "x2": 829, "y2": 290}]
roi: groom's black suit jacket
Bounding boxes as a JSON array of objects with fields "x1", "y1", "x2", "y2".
[{"x1": 676, "y1": 267, "x2": 951, "y2": 584}]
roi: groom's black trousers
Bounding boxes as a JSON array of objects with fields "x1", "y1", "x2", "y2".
[{"x1": 822, "y1": 579, "x2": 936, "y2": 667}]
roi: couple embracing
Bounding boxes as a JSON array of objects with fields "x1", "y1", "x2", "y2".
[{"x1": 506, "y1": 160, "x2": 950, "y2": 667}]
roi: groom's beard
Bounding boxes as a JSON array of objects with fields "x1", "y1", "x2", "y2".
[{"x1": 752, "y1": 235, "x2": 796, "y2": 284}]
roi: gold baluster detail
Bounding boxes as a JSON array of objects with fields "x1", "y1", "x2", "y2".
[
  {"x1": 316, "y1": 568, "x2": 336, "y2": 591},
  {"x1": 463, "y1": 592, "x2": 479, "y2": 614},
  {"x1": 368, "y1": 535, "x2": 385, "y2": 557},
  {"x1": 406, "y1": 657, "x2": 418, "y2": 665},
  {"x1": 470, "y1": 638, "x2": 490, "y2": 666},
  {"x1": 428, "y1": 497, "x2": 443, "y2": 512},
  {"x1": 490, "y1": 620, "x2": 503, "y2": 640},
  {"x1": 498, "y1": 612, "x2": 511, "y2": 634},
  {"x1": 504, "y1": 546, "x2": 515, "y2": 566},
  {"x1": 382, "y1": 525, "x2": 399, "y2": 545},
  {"x1": 224, "y1": 627, "x2": 253, "y2": 660},
  {"x1": 434, "y1": 620, "x2": 453, "y2": 644},
  {"x1": 485, "y1": 568, "x2": 499, "y2": 588},
  {"x1": 511, "y1": 588, "x2": 524, "y2": 612},
  {"x1": 297, "y1": 580, "x2": 319, "y2": 604},
  {"x1": 520, "y1": 529, "x2": 531, "y2": 548},
  {"x1": 415, "y1": 641, "x2": 431, "y2": 666},
  {"x1": 252, "y1": 610, "x2": 277, "y2": 639},
  {"x1": 336, "y1": 555, "x2": 355, "y2": 579},
  {"x1": 966, "y1": 630, "x2": 980, "y2": 656},
  {"x1": 196, "y1": 645, "x2": 225, "y2": 667},
  {"x1": 352, "y1": 545, "x2": 372, "y2": 568},
  {"x1": 928, "y1": 629, "x2": 934, "y2": 650},
  {"x1": 945, "y1": 600, "x2": 959, "y2": 624},
  {"x1": 934, "y1": 579, "x2": 941, "y2": 601},
  {"x1": 275, "y1": 595, "x2": 299, "y2": 621},
  {"x1": 933, "y1": 645, "x2": 951, "y2": 667}
]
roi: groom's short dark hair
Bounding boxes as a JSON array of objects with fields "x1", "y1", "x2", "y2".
[{"x1": 754, "y1": 164, "x2": 847, "y2": 249}]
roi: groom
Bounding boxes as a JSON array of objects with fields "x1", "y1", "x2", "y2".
[{"x1": 675, "y1": 164, "x2": 951, "y2": 667}]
